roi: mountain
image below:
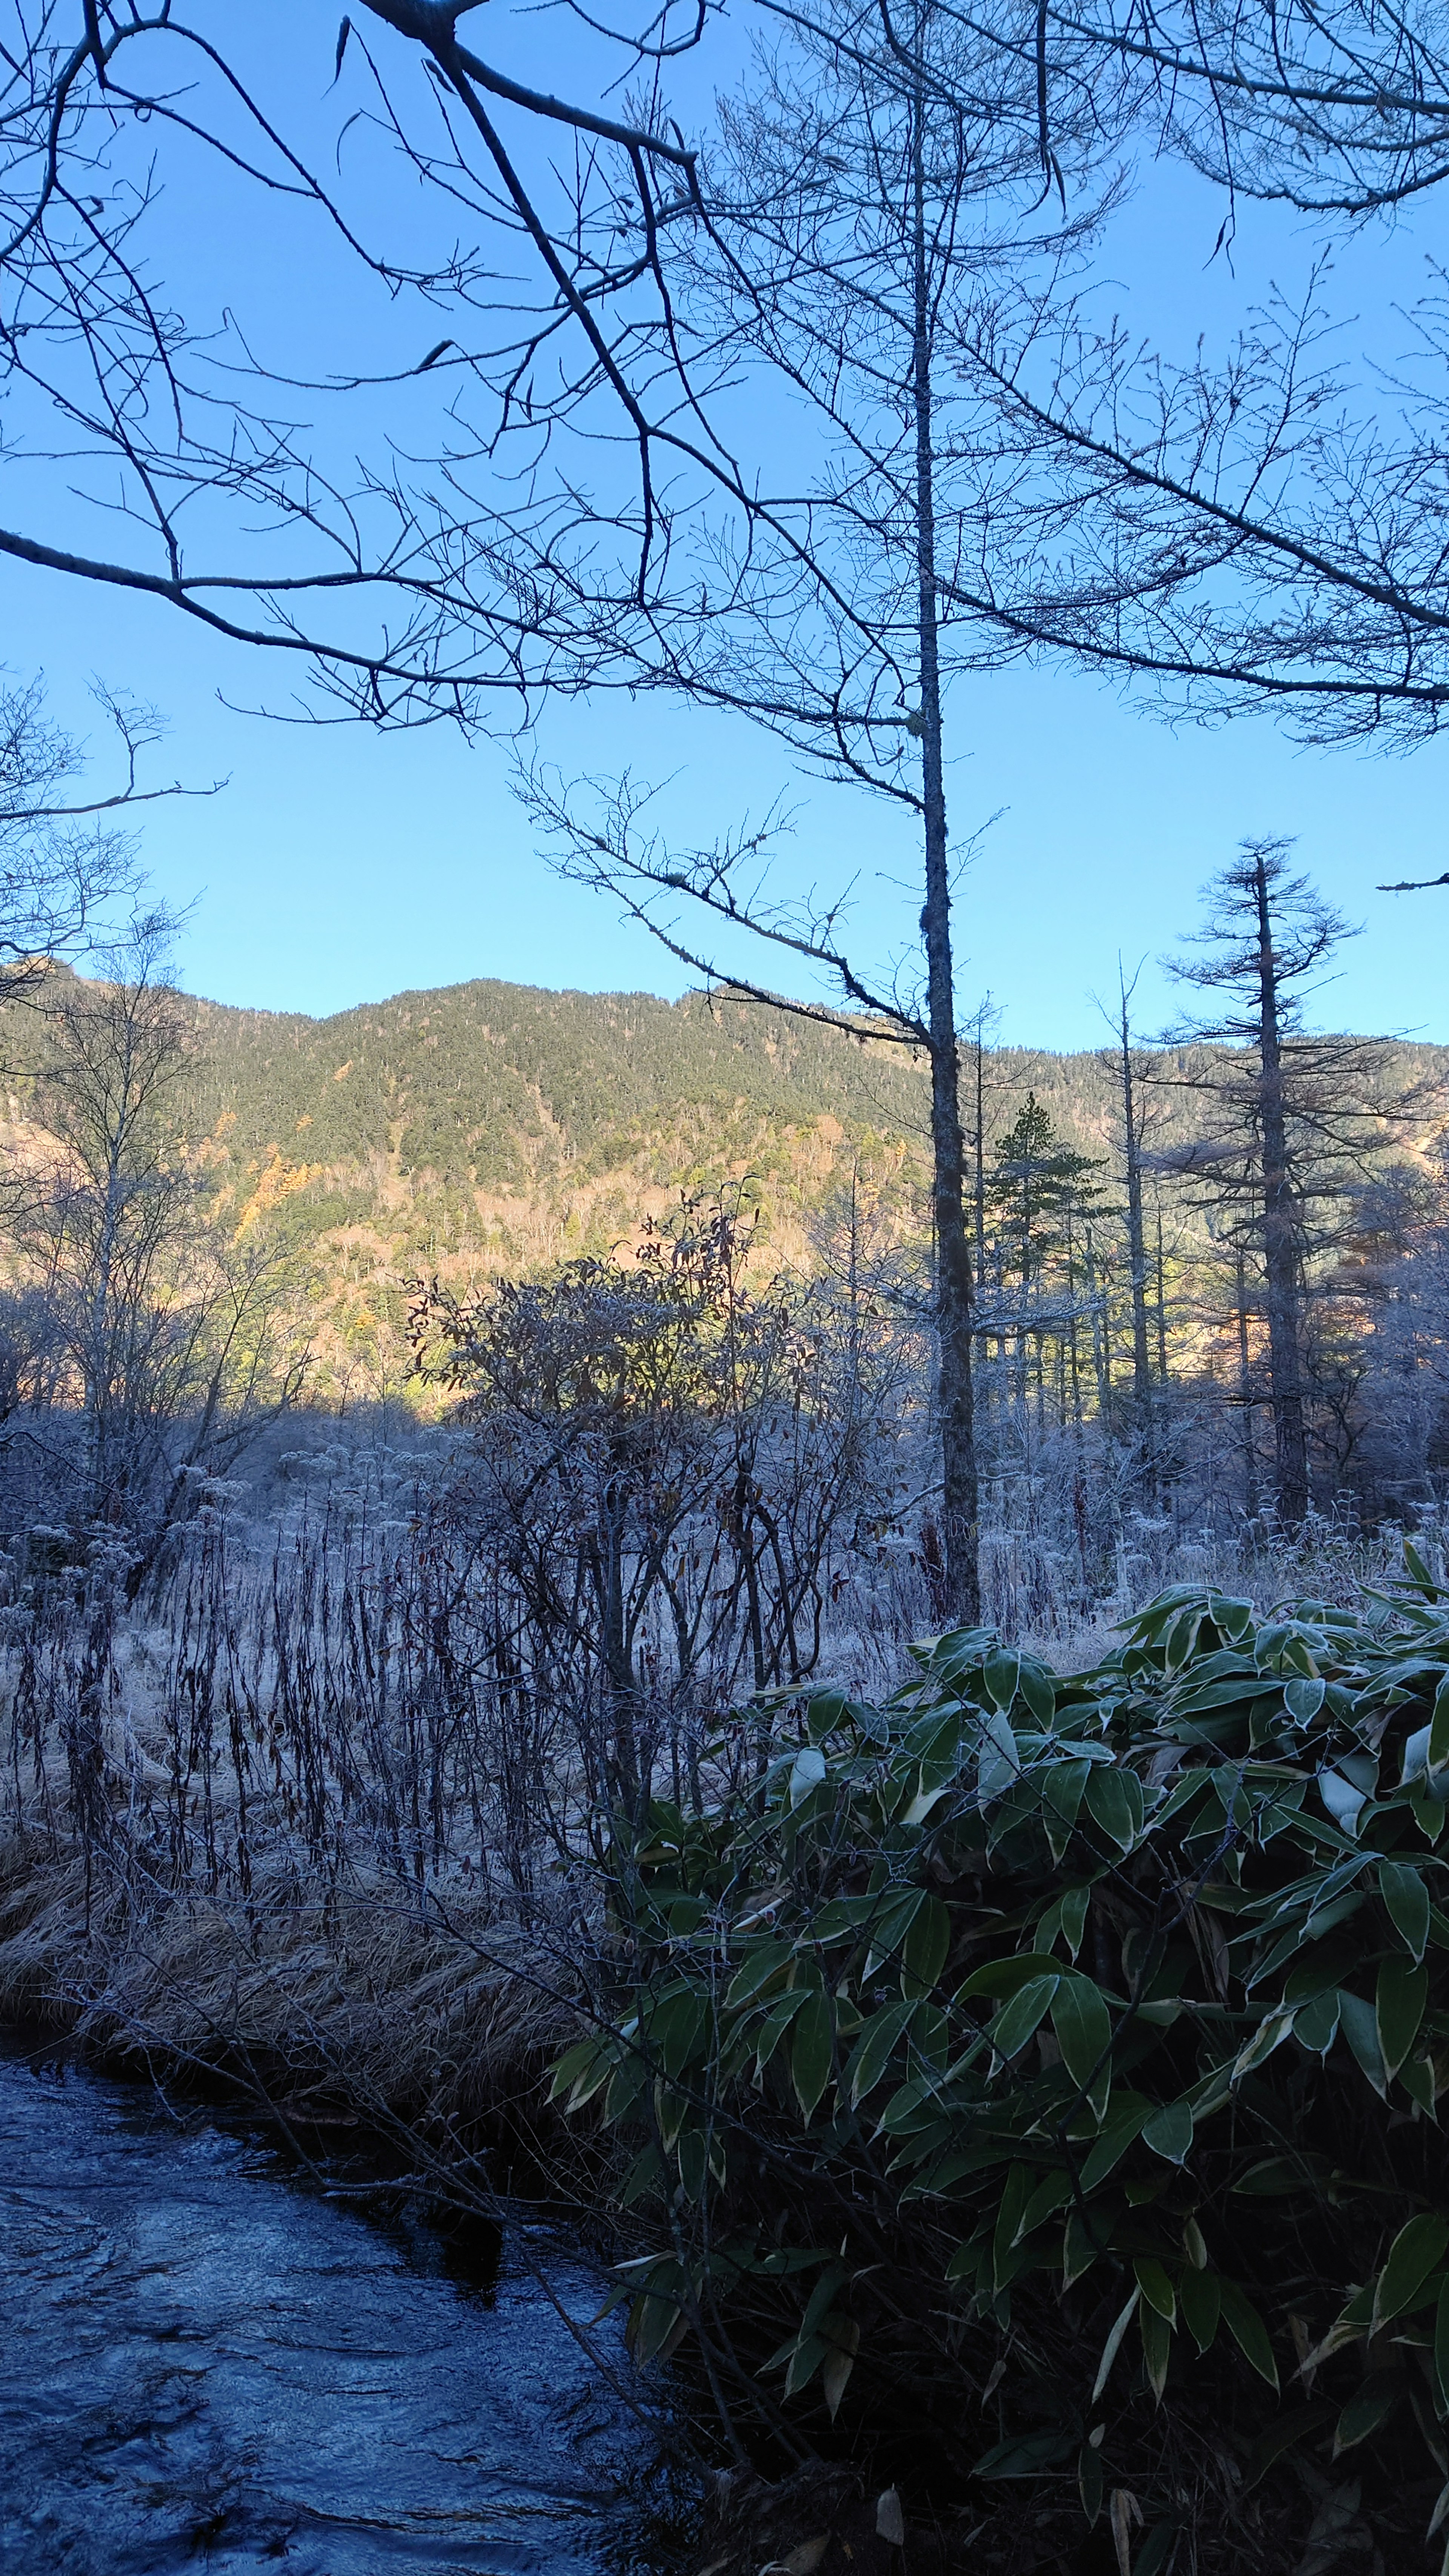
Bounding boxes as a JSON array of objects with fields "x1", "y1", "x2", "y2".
[{"x1": 34, "y1": 973, "x2": 1449, "y2": 1398}]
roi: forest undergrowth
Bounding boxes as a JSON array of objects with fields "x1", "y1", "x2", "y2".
[{"x1": 1, "y1": 1451, "x2": 1445, "y2": 2573}]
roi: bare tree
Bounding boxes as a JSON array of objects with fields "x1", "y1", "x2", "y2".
[
  {"x1": 9, "y1": 918, "x2": 308, "y2": 1570},
  {"x1": 515, "y1": 0, "x2": 1114, "y2": 1619},
  {"x1": 0, "y1": 674, "x2": 161, "y2": 1007}
]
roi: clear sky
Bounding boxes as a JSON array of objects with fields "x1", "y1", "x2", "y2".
[{"x1": 4, "y1": 12, "x2": 1445, "y2": 1052}]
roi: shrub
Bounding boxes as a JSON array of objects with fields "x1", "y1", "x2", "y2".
[{"x1": 555, "y1": 1551, "x2": 1449, "y2": 2569}]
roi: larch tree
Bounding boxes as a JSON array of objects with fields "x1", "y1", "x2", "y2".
[
  {"x1": 520, "y1": 0, "x2": 1109, "y2": 1621},
  {"x1": 1160, "y1": 840, "x2": 1386, "y2": 1525}
]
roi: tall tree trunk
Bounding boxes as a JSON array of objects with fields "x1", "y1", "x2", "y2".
[
  {"x1": 1118, "y1": 980, "x2": 1154, "y2": 1419},
  {"x1": 1252, "y1": 850, "x2": 1309, "y2": 1523},
  {"x1": 1235, "y1": 1240, "x2": 1260, "y2": 1521},
  {"x1": 912, "y1": 55, "x2": 979, "y2": 1624}
]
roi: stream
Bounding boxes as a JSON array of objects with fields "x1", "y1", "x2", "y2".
[{"x1": 0, "y1": 2038, "x2": 687, "y2": 2575}]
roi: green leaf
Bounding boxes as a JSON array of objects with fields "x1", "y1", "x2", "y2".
[
  {"x1": 1179, "y1": 2267, "x2": 1221, "y2": 2355},
  {"x1": 1142, "y1": 2099, "x2": 1194, "y2": 2164},
  {"x1": 1372, "y1": 2213, "x2": 1449, "y2": 2331},
  {"x1": 1406, "y1": 1538, "x2": 1443, "y2": 1599},
  {"x1": 972, "y1": 2430, "x2": 1074, "y2": 2478},
  {"x1": 723, "y1": 1940, "x2": 793, "y2": 2012},
  {"x1": 1284, "y1": 1675, "x2": 1326, "y2": 1724},
  {"x1": 1063, "y1": 2209, "x2": 1101, "y2": 2288},
  {"x1": 1078, "y1": 2438, "x2": 1103, "y2": 2527},
  {"x1": 1377, "y1": 1955, "x2": 1429, "y2": 2080},
  {"x1": 1334, "y1": 2379, "x2": 1398, "y2": 2457},
  {"x1": 1017, "y1": 1661, "x2": 1056, "y2": 1727},
  {"x1": 1139, "y1": 2299, "x2": 1172, "y2": 2404},
  {"x1": 1084, "y1": 1765, "x2": 1138, "y2": 1853},
  {"x1": 903, "y1": 1893, "x2": 951, "y2": 1996},
  {"x1": 1051, "y1": 1975, "x2": 1113, "y2": 2117},
  {"x1": 550, "y1": 2036, "x2": 613, "y2": 2110},
  {"x1": 844, "y1": 1999, "x2": 912, "y2": 2105},
  {"x1": 1430, "y1": 1669, "x2": 1449, "y2": 1781},
  {"x1": 1337, "y1": 1987, "x2": 1389, "y2": 2098},
  {"x1": 1134, "y1": 2257, "x2": 1176, "y2": 2324},
  {"x1": 1292, "y1": 1990, "x2": 1340, "y2": 2057},
  {"x1": 1044, "y1": 1758, "x2": 1091, "y2": 1830},
  {"x1": 1218, "y1": 2281, "x2": 1278, "y2": 2390},
  {"x1": 1038, "y1": 1882, "x2": 1092, "y2": 1961},
  {"x1": 989, "y1": 1974, "x2": 1060, "y2": 2061},
  {"x1": 1080, "y1": 2096, "x2": 1152, "y2": 2190},
  {"x1": 983, "y1": 1648, "x2": 1021, "y2": 1712},
  {"x1": 790, "y1": 1989, "x2": 835, "y2": 2121},
  {"x1": 1403, "y1": 2049, "x2": 1439, "y2": 2119},
  {"x1": 1380, "y1": 1859, "x2": 1432, "y2": 1964},
  {"x1": 956, "y1": 1950, "x2": 1064, "y2": 2001}
]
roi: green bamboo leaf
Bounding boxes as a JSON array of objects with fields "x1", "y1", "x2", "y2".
[
  {"x1": 1043, "y1": 1757, "x2": 1091, "y2": 1859},
  {"x1": 783, "y1": 2330, "x2": 828, "y2": 2397},
  {"x1": 550, "y1": 2037, "x2": 612, "y2": 2109},
  {"x1": 1377, "y1": 1955, "x2": 1429, "y2": 2080},
  {"x1": 1218, "y1": 2281, "x2": 1278, "y2": 2390},
  {"x1": 1292, "y1": 1990, "x2": 1340, "y2": 2057},
  {"x1": 723, "y1": 1939, "x2": 794, "y2": 2012},
  {"x1": 902, "y1": 1893, "x2": 951, "y2": 1996},
  {"x1": 1084, "y1": 1765, "x2": 1138, "y2": 1852},
  {"x1": 983, "y1": 1648, "x2": 1021, "y2": 1712},
  {"x1": 1140, "y1": 2299, "x2": 1172, "y2": 2403},
  {"x1": 1078, "y1": 2438, "x2": 1104, "y2": 2527},
  {"x1": 1406, "y1": 1538, "x2": 1443, "y2": 1599},
  {"x1": 754, "y1": 1988, "x2": 808, "y2": 2076},
  {"x1": 1337, "y1": 1988, "x2": 1389, "y2": 2098},
  {"x1": 1017, "y1": 1661, "x2": 1056, "y2": 1726},
  {"x1": 1380, "y1": 1859, "x2": 1431, "y2": 1964},
  {"x1": 990, "y1": 1974, "x2": 1060, "y2": 2061},
  {"x1": 1403, "y1": 2050, "x2": 1439, "y2": 2119},
  {"x1": 1372, "y1": 2213, "x2": 1449, "y2": 2331},
  {"x1": 1333, "y1": 2380, "x2": 1398, "y2": 2457},
  {"x1": 1179, "y1": 2267, "x2": 1221, "y2": 2354},
  {"x1": 1430, "y1": 1669, "x2": 1449, "y2": 1781},
  {"x1": 1063, "y1": 2210, "x2": 1101, "y2": 2288},
  {"x1": 1436, "y1": 2278, "x2": 1449, "y2": 2415},
  {"x1": 1080, "y1": 2096, "x2": 1152, "y2": 2190},
  {"x1": 844, "y1": 1998, "x2": 912, "y2": 2105},
  {"x1": 1051, "y1": 1975, "x2": 1112, "y2": 2117},
  {"x1": 1142, "y1": 2099, "x2": 1194, "y2": 2164},
  {"x1": 790, "y1": 1989, "x2": 835, "y2": 2121},
  {"x1": 957, "y1": 1950, "x2": 1063, "y2": 2001},
  {"x1": 1284, "y1": 1675, "x2": 1326, "y2": 1724},
  {"x1": 1134, "y1": 2257, "x2": 1177, "y2": 2324}
]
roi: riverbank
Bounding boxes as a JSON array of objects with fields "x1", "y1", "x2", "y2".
[
  {"x1": 0, "y1": 1830, "x2": 588, "y2": 2187},
  {"x1": 0, "y1": 1832, "x2": 969, "y2": 2576}
]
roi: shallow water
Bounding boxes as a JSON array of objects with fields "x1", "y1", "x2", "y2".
[{"x1": 0, "y1": 2043, "x2": 681, "y2": 2575}]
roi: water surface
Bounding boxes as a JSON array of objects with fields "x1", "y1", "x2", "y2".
[{"x1": 0, "y1": 2042, "x2": 678, "y2": 2574}]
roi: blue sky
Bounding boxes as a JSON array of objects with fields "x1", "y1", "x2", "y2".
[{"x1": 3, "y1": 10, "x2": 1445, "y2": 1050}]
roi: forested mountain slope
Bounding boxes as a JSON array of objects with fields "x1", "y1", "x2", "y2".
[{"x1": 25, "y1": 972, "x2": 1446, "y2": 1397}]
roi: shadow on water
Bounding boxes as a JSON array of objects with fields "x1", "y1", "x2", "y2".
[{"x1": 0, "y1": 2030, "x2": 697, "y2": 2576}]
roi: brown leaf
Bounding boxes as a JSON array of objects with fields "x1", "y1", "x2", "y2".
[{"x1": 1110, "y1": 2488, "x2": 1143, "y2": 2576}]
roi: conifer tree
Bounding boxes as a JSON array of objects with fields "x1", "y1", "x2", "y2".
[{"x1": 1163, "y1": 840, "x2": 1384, "y2": 1524}]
